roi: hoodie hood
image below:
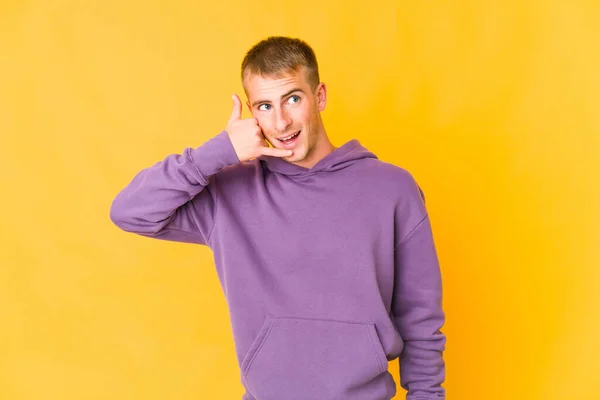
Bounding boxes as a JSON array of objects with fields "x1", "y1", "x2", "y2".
[{"x1": 258, "y1": 139, "x2": 378, "y2": 176}]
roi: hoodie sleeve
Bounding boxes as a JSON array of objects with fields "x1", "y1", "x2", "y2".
[
  {"x1": 392, "y1": 184, "x2": 446, "y2": 399},
  {"x1": 109, "y1": 131, "x2": 240, "y2": 245}
]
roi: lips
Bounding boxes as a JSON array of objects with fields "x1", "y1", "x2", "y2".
[
  {"x1": 277, "y1": 130, "x2": 301, "y2": 148},
  {"x1": 278, "y1": 130, "x2": 301, "y2": 141}
]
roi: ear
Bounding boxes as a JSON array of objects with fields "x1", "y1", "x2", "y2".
[{"x1": 316, "y1": 82, "x2": 327, "y2": 112}]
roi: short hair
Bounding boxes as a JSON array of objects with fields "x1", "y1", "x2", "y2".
[{"x1": 241, "y1": 36, "x2": 320, "y2": 91}]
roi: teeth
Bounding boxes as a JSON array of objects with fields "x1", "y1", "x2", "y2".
[{"x1": 280, "y1": 131, "x2": 299, "y2": 140}]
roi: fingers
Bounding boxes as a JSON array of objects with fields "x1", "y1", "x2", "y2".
[
  {"x1": 229, "y1": 94, "x2": 242, "y2": 123},
  {"x1": 260, "y1": 147, "x2": 293, "y2": 158}
]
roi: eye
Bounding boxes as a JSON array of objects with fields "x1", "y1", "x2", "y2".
[
  {"x1": 288, "y1": 95, "x2": 300, "y2": 104},
  {"x1": 258, "y1": 103, "x2": 271, "y2": 111}
]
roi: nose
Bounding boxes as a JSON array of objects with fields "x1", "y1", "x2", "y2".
[{"x1": 274, "y1": 107, "x2": 292, "y2": 133}]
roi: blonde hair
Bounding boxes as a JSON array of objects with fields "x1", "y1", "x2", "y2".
[{"x1": 241, "y1": 36, "x2": 320, "y2": 90}]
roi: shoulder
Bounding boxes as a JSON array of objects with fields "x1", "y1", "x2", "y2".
[
  {"x1": 359, "y1": 158, "x2": 425, "y2": 199},
  {"x1": 358, "y1": 159, "x2": 429, "y2": 226}
]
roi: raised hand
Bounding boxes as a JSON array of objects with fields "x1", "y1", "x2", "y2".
[{"x1": 225, "y1": 94, "x2": 293, "y2": 162}]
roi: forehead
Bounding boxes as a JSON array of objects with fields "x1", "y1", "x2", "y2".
[{"x1": 244, "y1": 68, "x2": 311, "y2": 100}]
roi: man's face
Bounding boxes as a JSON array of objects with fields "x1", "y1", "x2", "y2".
[{"x1": 244, "y1": 67, "x2": 327, "y2": 167}]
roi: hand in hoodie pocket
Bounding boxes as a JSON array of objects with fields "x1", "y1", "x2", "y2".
[{"x1": 240, "y1": 314, "x2": 393, "y2": 400}]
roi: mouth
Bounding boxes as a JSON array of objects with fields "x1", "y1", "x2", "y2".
[{"x1": 277, "y1": 130, "x2": 301, "y2": 148}]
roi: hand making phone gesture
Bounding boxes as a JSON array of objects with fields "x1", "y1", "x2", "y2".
[{"x1": 225, "y1": 94, "x2": 293, "y2": 162}]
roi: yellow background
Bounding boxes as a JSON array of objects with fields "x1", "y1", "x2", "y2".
[{"x1": 1, "y1": 1, "x2": 598, "y2": 399}]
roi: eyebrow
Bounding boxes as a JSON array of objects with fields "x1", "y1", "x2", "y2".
[{"x1": 251, "y1": 88, "x2": 305, "y2": 107}]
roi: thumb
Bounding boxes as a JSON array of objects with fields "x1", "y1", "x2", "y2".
[{"x1": 229, "y1": 94, "x2": 242, "y2": 122}]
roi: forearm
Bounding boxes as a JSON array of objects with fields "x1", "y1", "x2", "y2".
[
  {"x1": 399, "y1": 326, "x2": 446, "y2": 399},
  {"x1": 393, "y1": 214, "x2": 446, "y2": 399},
  {"x1": 109, "y1": 130, "x2": 239, "y2": 239}
]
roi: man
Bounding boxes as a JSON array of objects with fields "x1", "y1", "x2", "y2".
[{"x1": 110, "y1": 36, "x2": 446, "y2": 400}]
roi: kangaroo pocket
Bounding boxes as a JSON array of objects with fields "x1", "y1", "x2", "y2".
[{"x1": 240, "y1": 315, "x2": 390, "y2": 400}]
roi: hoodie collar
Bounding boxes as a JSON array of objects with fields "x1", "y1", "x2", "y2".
[{"x1": 258, "y1": 139, "x2": 378, "y2": 176}]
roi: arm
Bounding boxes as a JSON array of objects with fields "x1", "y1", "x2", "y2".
[
  {"x1": 393, "y1": 188, "x2": 446, "y2": 399},
  {"x1": 109, "y1": 130, "x2": 239, "y2": 245}
]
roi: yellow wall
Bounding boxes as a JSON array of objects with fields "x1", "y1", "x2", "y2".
[{"x1": 1, "y1": 1, "x2": 598, "y2": 399}]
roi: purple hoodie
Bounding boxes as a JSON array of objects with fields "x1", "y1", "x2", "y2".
[{"x1": 110, "y1": 131, "x2": 446, "y2": 399}]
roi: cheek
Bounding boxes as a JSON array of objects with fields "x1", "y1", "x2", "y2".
[
  {"x1": 293, "y1": 108, "x2": 311, "y2": 126},
  {"x1": 254, "y1": 116, "x2": 272, "y2": 133}
]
